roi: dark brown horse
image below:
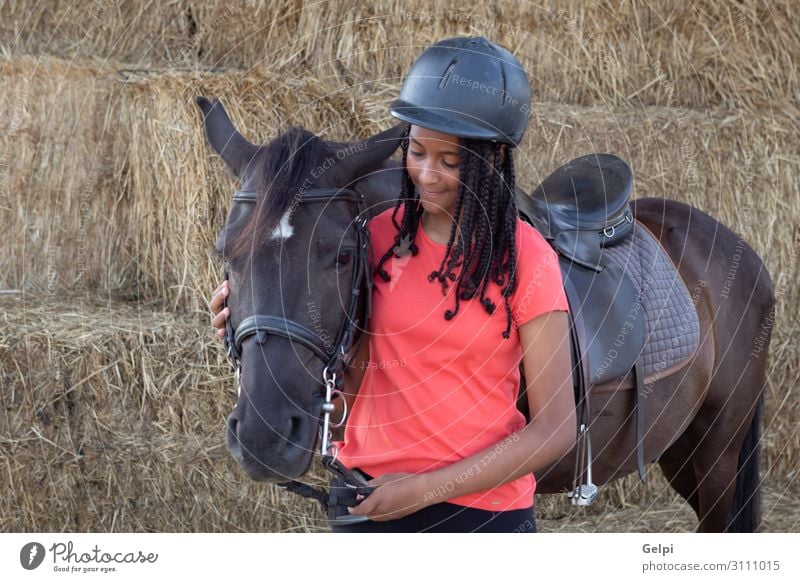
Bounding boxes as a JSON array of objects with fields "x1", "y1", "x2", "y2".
[{"x1": 197, "y1": 96, "x2": 774, "y2": 532}]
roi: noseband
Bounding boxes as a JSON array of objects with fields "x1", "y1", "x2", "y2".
[{"x1": 221, "y1": 187, "x2": 375, "y2": 520}]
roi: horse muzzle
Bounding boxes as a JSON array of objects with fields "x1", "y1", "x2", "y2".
[{"x1": 225, "y1": 406, "x2": 315, "y2": 481}]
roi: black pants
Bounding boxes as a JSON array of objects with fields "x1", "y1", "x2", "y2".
[{"x1": 328, "y1": 471, "x2": 537, "y2": 533}]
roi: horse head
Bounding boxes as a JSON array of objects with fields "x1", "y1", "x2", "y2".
[{"x1": 196, "y1": 96, "x2": 404, "y2": 481}]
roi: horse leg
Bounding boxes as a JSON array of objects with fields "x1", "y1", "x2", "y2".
[
  {"x1": 690, "y1": 356, "x2": 767, "y2": 532},
  {"x1": 657, "y1": 432, "x2": 700, "y2": 518},
  {"x1": 688, "y1": 260, "x2": 772, "y2": 533}
]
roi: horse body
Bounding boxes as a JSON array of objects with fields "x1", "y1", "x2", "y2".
[
  {"x1": 197, "y1": 97, "x2": 774, "y2": 532},
  {"x1": 536, "y1": 197, "x2": 773, "y2": 532}
]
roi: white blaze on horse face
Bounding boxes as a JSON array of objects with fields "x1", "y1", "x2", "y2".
[{"x1": 270, "y1": 209, "x2": 294, "y2": 240}]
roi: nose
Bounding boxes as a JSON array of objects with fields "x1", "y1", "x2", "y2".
[
  {"x1": 226, "y1": 406, "x2": 309, "y2": 480},
  {"x1": 417, "y1": 161, "x2": 441, "y2": 187}
]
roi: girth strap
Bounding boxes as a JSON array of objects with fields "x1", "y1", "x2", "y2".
[{"x1": 634, "y1": 358, "x2": 646, "y2": 481}]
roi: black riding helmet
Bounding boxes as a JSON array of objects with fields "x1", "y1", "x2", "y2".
[{"x1": 389, "y1": 37, "x2": 531, "y2": 147}]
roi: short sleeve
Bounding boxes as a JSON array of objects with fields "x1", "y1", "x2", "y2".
[{"x1": 511, "y1": 221, "x2": 569, "y2": 327}]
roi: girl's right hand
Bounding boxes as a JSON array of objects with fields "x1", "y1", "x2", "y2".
[{"x1": 209, "y1": 280, "x2": 230, "y2": 340}]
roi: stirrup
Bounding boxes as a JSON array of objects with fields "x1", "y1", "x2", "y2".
[
  {"x1": 567, "y1": 423, "x2": 599, "y2": 506},
  {"x1": 568, "y1": 483, "x2": 599, "y2": 506}
]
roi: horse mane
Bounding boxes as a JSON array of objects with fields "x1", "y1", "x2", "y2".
[{"x1": 223, "y1": 125, "x2": 326, "y2": 260}]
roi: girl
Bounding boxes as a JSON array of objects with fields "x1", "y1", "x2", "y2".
[{"x1": 210, "y1": 37, "x2": 575, "y2": 533}]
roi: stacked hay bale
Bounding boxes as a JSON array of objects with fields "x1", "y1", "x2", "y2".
[
  {"x1": 3, "y1": 1, "x2": 796, "y2": 109},
  {"x1": 0, "y1": 0, "x2": 797, "y2": 532}
]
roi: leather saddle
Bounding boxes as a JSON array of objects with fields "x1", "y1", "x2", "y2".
[{"x1": 516, "y1": 153, "x2": 648, "y2": 486}]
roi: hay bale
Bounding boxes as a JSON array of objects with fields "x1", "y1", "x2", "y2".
[
  {"x1": 0, "y1": 20, "x2": 796, "y2": 531},
  {"x1": 0, "y1": 56, "x2": 131, "y2": 297},
  {"x1": 3, "y1": 60, "x2": 796, "y2": 482},
  {"x1": 4, "y1": 57, "x2": 798, "y2": 319},
  {"x1": 0, "y1": 294, "x2": 335, "y2": 531},
  {"x1": 0, "y1": 56, "x2": 383, "y2": 309},
  {"x1": 1, "y1": 1, "x2": 797, "y2": 110},
  {"x1": 0, "y1": 0, "x2": 189, "y2": 68},
  {"x1": 117, "y1": 67, "x2": 800, "y2": 322}
]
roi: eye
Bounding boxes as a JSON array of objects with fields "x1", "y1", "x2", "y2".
[
  {"x1": 442, "y1": 159, "x2": 459, "y2": 169},
  {"x1": 409, "y1": 150, "x2": 424, "y2": 158},
  {"x1": 336, "y1": 250, "x2": 353, "y2": 266}
]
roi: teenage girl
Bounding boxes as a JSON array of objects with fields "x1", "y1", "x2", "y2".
[{"x1": 210, "y1": 37, "x2": 576, "y2": 533}]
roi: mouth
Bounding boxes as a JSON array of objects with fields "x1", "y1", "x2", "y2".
[{"x1": 421, "y1": 189, "x2": 447, "y2": 197}]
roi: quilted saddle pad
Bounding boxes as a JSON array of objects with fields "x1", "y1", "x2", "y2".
[{"x1": 600, "y1": 220, "x2": 701, "y2": 384}]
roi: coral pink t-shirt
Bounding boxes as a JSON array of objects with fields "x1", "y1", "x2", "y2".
[{"x1": 333, "y1": 205, "x2": 568, "y2": 511}]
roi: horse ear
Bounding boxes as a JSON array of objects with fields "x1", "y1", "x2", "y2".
[
  {"x1": 195, "y1": 96, "x2": 260, "y2": 179},
  {"x1": 327, "y1": 122, "x2": 408, "y2": 186}
]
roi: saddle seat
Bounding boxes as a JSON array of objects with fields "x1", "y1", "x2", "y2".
[
  {"x1": 516, "y1": 153, "x2": 702, "y2": 492},
  {"x1": 519, "y1": 153, "x2": 634, "y2": 271}
]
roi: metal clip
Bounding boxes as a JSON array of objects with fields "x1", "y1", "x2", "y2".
[
  {"x1": 235, "y1": 365, "x2": 242, "y2": 398},
  {"x1": 329, "y1": 389, "x2": 348, "y2": 428},
  {"x1": 320, "y1": 366, "x2": 337, "y2": 455}
]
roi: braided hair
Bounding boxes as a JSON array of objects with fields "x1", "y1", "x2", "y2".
[{"x1": 374, "y1": 125, "x2": 520, "y2": 339}]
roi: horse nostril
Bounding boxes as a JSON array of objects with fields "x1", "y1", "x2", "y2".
[
  {"x1": 227, "y1": 415, "x2": 239, "y2": 441},
  {"x1": 287, "y1": 415, "x2": 303, "y2": 446}
]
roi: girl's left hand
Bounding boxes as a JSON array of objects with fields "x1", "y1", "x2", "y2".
[{"x1": 347, "y1": 472, "x2": 431, "y2": 521}]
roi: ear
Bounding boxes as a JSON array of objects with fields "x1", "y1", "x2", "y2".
[
  {"x1": 195, "y1": 96, "x2": 260, "y2": 179},
  {"x1": 326, "y1": 122, "x2": 408, "y2": 187}
]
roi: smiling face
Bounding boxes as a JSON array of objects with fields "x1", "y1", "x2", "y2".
[{"x1": 406, "y1": 125, "x2": 462, "y2": 220}]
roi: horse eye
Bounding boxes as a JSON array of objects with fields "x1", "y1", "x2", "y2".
[{"x1": 337, "y1": 250, "x2": 353, "y2": 266}]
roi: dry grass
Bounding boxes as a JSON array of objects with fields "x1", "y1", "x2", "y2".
[
  {"x1": 537, "y1": 473, "x2": 800, "y2": 532},
  {"x1": 1, "y1": 1, "x2": 797, "y2": 110}
]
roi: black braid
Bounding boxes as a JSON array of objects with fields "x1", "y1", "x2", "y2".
[
  {"x1": 375, "y1": 125, "x2": 423, "y2": 281},
  {"x1": 374, "y1": 132, "x2": 520, "y2": 339}
]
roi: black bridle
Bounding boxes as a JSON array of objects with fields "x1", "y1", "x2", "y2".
[{"x1": 221, "y1": 187, "x2": 375, "y2": 521}]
